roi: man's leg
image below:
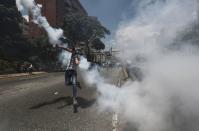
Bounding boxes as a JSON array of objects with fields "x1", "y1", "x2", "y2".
[
  {"x1": 65, "y1": 70, "x2": 68, "y2": 86},
  {"x1": 72, "y1": 74, "x2": 77, "y2": 98},
  {"x1": 72, "y1": 71, "x2": 78, "y2": 104}
]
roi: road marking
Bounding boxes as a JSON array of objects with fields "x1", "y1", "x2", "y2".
[
  {"x1": 112, "y1": 77, "x2": 122, "y2": 131},
  {"x1": 54, "y1": 92, "x2": 59, "y2": 95},
  {"x1": 112, "y1": 112, "x2": 118, "y2": 131},
  {"x1": 0, "y1": 72, "x2": 46, "y2": 80}
]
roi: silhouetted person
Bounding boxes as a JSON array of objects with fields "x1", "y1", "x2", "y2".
[
  {"x1": 28, "y1": 64, "x2": 33, "y2": 75},
  {"x1": 56, "y1": 45, "x2": 80, "y2": 105}
]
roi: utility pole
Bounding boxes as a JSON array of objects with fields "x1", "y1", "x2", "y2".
[
  {"x1": 197, "y1": 0, "x2": 199, "y2": 32},
  {"x1": 196, "y1": 0, "x2": 199, "y2": 21}
]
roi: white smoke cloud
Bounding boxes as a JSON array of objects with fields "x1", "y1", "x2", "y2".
[
  {"x1": 16, "y1": 0, "x2": 64, "y2": 45},
  {"x1": 59, "y1": 51, "x2": 72, "y2": 67},
  {"x1": 79, "y1": 57, "x2": 91, "y2": 70},
  {"x1": 114, "y1": 0, "x2": 199, "y2": 130},
  {"x1": 80, "y1": 0, "x2": 199, "y2": 131},
  {"x1": 16, "y1": 0, "x2": 199, "y2": 130}
]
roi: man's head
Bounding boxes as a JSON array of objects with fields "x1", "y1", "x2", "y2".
[{"x1": 72, "y1": 47, "x2": 76, "y2": 52}]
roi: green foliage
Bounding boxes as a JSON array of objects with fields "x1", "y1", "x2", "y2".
[
  {"x1": 30, "y1": 36, "x2": 60, "y2": 68},
  {"x1": 0, "y1": 59, "x2": 12, "y2": 72},
  {"x1": 0, "y1": 1, "x2": 35, "y2": 73},
  {"x1": 0, "y1": 2, "x2": 22, "y2": 37},
  {"x1": 0, "y1": 36, "x2": 32, "y2": 61},
  {"x1": 92, "y1": 39, "x2": 105, "y2": 50},
  {"x1": 62, "y1": 14, "x2": 110, "y2": 47},
  {"x1": 0, "y1": 0, "x2": 25, "y2": 60},
  {"x1": 0, "y1": 1, "x2": 110, "y2": 73},
  {"x1": 0, "y1": 0, "x2": 16, "y2": 8}
]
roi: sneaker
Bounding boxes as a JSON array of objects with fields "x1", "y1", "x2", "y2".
[{"x1": 73, "y1": 97, "x2": 78, "y2": 105}]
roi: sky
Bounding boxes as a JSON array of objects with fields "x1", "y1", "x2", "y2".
[{"x1": 80, "y1": 0, "x2": 135, "y2": 36}]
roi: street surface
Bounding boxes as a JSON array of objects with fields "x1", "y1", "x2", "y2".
[{"x1": 0, "y1": 72, "x2": 112, "y2": 131}]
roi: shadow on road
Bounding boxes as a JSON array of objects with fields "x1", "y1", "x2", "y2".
[
  {"x1": 58, "y1": 97, "x2": 96, "y2": 110},
  {"x1": 29, "y1": 96, "x2": 72, "y2": 109},
  {"x1": 29, "y1": 97, "x2": 96, "y2": 110}
]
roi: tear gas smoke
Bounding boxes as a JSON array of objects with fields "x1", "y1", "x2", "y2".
[
  {"x1": 79, "y1": 56, "x2": 91, "y2": 70},
  {"x1": 16, "y1": 0, "x2": 64, "y2": 45},
  {"x1": 80, "y1": 0, "x2": 199, "y2": 131},
  {"x1": 59, "y1": 51, "x2": 72, "y2": 67}
]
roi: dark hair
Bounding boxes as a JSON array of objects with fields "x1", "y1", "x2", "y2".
[{"x1": 72, "y1": 47, "x2": 76, "y2": 52}]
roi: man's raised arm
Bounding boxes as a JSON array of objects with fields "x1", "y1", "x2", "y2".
[{"x1": 56, "y1": 45, "x2": 72, "y2": 53}]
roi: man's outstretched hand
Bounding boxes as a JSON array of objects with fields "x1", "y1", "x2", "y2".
[
  {"x1": 55, "y1": 44, "x2": 59, "y2": 49},
  {"x1": 55, "y1": 44, "x2": 73, "y2": 53}
]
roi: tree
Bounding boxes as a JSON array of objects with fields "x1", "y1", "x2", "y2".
[
  {"x1": 30, "y1": 36, "x2": 61, "y2": 70},
  {"x1": 0, "y1": 1, "x2": 22, "y2": 37},
  {"x1": 92, "y1": 38, "x2": 105, "y2": 50},
  {"x1": 0, "y1": 1, "x2": 30, "y2": 61},
  {"x1": 0, "y1": 1, "x2": 36, "y2": 73},
  {"x1": 62, "y1": 14, "x2": 110, "y2": 48}
]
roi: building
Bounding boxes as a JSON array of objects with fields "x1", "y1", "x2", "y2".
[{"x1": 28, "y1": 0, "x2": 87, "y2": 38}]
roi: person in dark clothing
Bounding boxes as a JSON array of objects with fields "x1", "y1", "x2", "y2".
[{"x1": 57, "y1": 45, "x2": 80, "y2": 105}]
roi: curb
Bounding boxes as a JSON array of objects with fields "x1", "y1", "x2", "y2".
[{"x1": 0, "y1": 72, "x2": 47, "y2": 80}]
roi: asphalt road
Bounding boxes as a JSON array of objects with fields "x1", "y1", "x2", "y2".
[{"x1": 0, "y1": 72, "x2": 113, "y2": 131}]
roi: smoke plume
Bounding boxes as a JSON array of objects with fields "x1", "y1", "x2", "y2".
[
  {"x1": 80, "y1": 0, "x2": 199, "y2": 131},
  {"x1": 16, "y1": 0, "x2": 64, "y2": 45}
]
